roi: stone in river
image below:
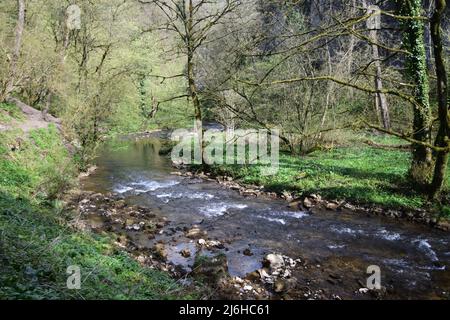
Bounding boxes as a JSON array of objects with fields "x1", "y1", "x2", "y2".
[
  {"x1": 186, "y1": 226, "x2": 207, "y2": 239},
  {"x1": 180, "y1": 249, "x2": 191, "y2": 258},
  {"x1": 264, "y1": 254, "x2": 285, "y2": 270},
  {"x1": 245, "y1": 271, "x2": 261, "y2": 281},
  {"x1": 153, "y1": 243, "x2": 167, "y2": 261},
  {"x1": 273, "y1": 279, "x2": 288, "y2": 293},
  {"x1": 303, "y1": 197, "x2": 314, "y2": 209}
]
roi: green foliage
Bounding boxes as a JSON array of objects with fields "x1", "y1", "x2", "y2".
[
  {"x1": 192, "y1": 254, "x2": 228, "y2": 286},
  {"x1": 399, "y1": 0, "x2": 431, "y2": 111},
  {"x1": 441, "y1": 206, "x2": 450, "y2": 218},
  {"x1": 0, "y1": 192, "x2": 193, "y2": 300}
]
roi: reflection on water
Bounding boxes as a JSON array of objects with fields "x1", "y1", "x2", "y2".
[{"x1": 82, "y1": 137, "x2": 450, "y2": 299}]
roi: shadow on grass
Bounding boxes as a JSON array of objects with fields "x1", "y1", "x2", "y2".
[{"x1": 277, "y1": 161, "x2": 405, "y2": 183}]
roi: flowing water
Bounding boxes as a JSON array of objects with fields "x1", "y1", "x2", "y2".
[{"x1": 82, "y1": 136, "x2": 450, "y2": 299}]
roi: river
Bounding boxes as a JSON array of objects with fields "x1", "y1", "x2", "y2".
[{"x1": 81, "y1": 135, "x2": 450, "y2": 299}]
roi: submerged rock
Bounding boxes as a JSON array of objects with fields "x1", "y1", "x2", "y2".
[
  {"x1": 186, "y1": 226, "x2": 207, "y2": 239},
  {"x1": 180, "y1": 249, "x2": 191, "y2": 258},
  {"x1": 288, "y1": 200, "x2": 303, "y2": 209}
]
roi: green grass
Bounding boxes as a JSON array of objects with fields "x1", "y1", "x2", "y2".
[
  {"x1": 0, "y1": 103, "x2": 25, "y2": 124},
  {"x1": 0, "y1": 193, "x2": 193, "y2": 300},
  {"x1": 208, "y1": 144, "x2": 450, "y2": 210},
  {"x1": 0, "y1": 125, "x2": 76, "y2": 199},
  {"x1": 0, "y1": 126, "x2": 194, "y2": 300}
]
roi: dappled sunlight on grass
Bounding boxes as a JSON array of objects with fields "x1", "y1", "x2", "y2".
[{"x1": 211, "y1": 146, "x2": 449, "y2": 210}]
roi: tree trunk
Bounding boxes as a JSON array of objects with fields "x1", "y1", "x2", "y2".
[
  {"x1": 400, "y1": 0, "x2": 434, "y2": 188},
  {"x1": 187, "y1": 0, "x2": 204, "y2": 164},
  {"x1": 43, "y1": 12, "x2": 72, "y2": 121},
  {"x1": 429, "y1": 0, "x2": 449, "y2": 199},
  {"x1": 371, "y1": 34, "x2": 391, "y2": 130},
  {"x1": 366, "y1": 3, "x2": 391, "y2": 130},
  {"x1": 1, "y1": 0, "x2": 26, "y2": 102}
]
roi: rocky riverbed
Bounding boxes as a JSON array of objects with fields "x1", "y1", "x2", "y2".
[
  {"x1": 66, "y1": 190, "x2": 448, "y2": 300},
  {"x1": 76, "y1": 136, "x2": 450, "y2": 300}
]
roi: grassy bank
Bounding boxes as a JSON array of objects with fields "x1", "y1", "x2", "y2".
[
  {"x1": 0, "y1": 124, "x2": 193, "y2": 299},
  {"x1": 0, "y1": 102, "x2": 25, "y2": 124},
  {"x1": 205, "y1": 135, "x2": 450, "y2": 214}
]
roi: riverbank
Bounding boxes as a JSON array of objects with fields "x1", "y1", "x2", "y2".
[
  {"x1": 0, "y1": 113, "x2": 195, "y2": 299},
  {"x1": 174, "y1": 169, "x2": 448, "y2": 231},
  {"x1": 182, "y1": 135, "x2": 450, "y2": 229}
]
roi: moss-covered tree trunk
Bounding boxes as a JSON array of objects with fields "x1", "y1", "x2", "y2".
[
  {"x1": 398, "y1": 0, "x2": 433, "y2": 188},
  {"x1": 429, "y1": 0, "x2": 449, "y2": 198}
]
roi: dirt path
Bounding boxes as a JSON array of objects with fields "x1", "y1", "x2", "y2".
[{"x1": 0, "y1": 98, "x2": 61, "y2": 133}]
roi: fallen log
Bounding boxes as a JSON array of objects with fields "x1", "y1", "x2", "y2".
[{"x1": 363, "y1": 139, "x2": 411, "y2": 150}]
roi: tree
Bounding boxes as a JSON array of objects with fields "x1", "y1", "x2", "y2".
[
  {"x1": 366, "y1": 3, "x2": 391, "y2": 130},
  {"x1": 1, "y1": 0, "x2": 26, "y2": 102},
  {"x1": 429, "y1": 0, "x2": 449, "y2": 198},
  {"x1": 138, "y1": 0, "x2": 241, "y2": 161},
  {"x1": 398, "y1": 0, "x2": 434, "y2": 188}
]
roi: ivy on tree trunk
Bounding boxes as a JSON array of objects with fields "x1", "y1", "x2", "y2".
[{"x1": 398, "y1": 0, "x2": 434, "y2": 188}]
